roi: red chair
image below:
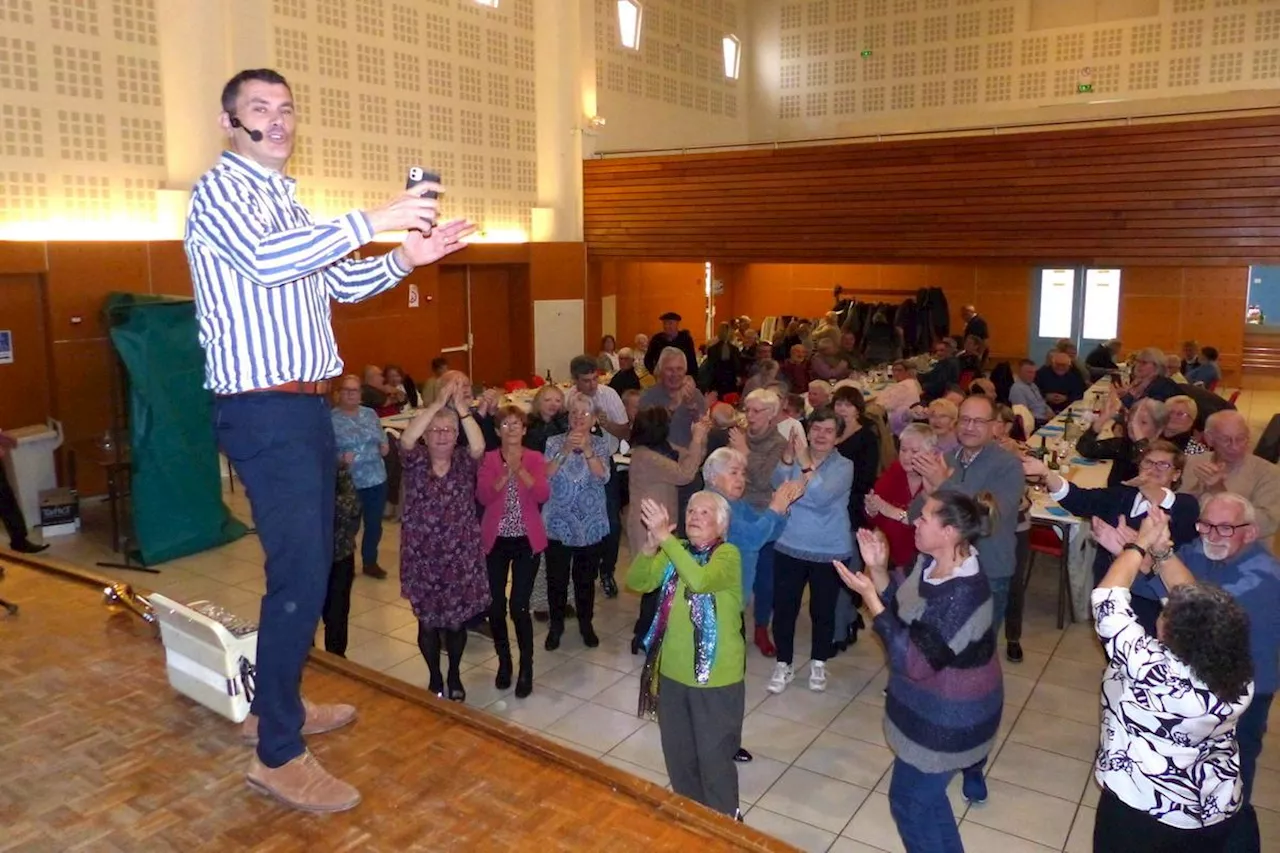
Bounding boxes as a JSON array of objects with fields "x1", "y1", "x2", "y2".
[
  {"x1": 958, "y1": 370, "x2": 976, "y2": 390},
  {"x1": 722, "y1": 392, "x2": 740, "y2": 407},
  {"x1": 1206, "y1": 379, "x2": 1220, "y2": 392},
  {"x1": 504, "y1": 379, "x2": 528, "y2": 393},
  {"x1": 1029, "y1": 519, "x2": 1074, "y2": 629},
  {"x1": 530, "y1": 375, "x2": 546, "y2": 389},
  {"x1": 1228, "y1": 390, "x2": 1241, "y2": 406}
]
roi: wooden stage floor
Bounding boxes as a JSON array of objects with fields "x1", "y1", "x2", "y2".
[{"x1": 0, "y1": 558, "x2": 794, "y2": 853}]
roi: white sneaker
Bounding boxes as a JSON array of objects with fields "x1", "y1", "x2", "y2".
[
  {"x1": 808, "y1": 660, "x2": 828, "y2": 692},
  {"x1": 766, "y1": 662, "x2": 794, "y2": 694}
]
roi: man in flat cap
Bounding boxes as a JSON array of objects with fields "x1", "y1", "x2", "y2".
[{"x1": 644, "y1": 311, "x2": 698, "y2": 377}]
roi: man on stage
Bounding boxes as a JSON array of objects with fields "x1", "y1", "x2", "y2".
[{"x1": 185, "y1": 68, "x2": 473, "y2": 812}]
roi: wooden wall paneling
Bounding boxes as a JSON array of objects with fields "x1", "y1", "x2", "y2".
[
  {"x1": 0, "y1": 242, "x2": 48, "y2": 275},
  {"x1": 506, "y1": 265, "x2": 533, "y2": 382},
  {"x1": 146, "y1": 242, "x2": 193, "y2": 297},
  {"x1": 530, "y1": 242, "x2": 587, "y2": 302},
  {"x1": 583, "y1": 116, "x2": 1280, "y2": 266},
  {"x1": 434, "y1": 266, "x2": 470, "y2": 373},
  {"x1": 468, "y1": 266, "x2": 514, "y2": 388},
  {"x1": 50, "y1": 338, "x2": 115, "y2": 496},
  {"x1": 974, "y1": 266, "x2": 1032, "y2": 360},
  {"x1": 0, "y1": 274, "x2": 52, "y2": 429},
  {"x1": 1119, "y1": 295, "x2": 1185, "y2": 357},
  {"x1": 585, "y1": 260, "x2": 602, "y2": 356},
  {"x1": 45, "y1": 243, "x2": 152, "y2": 340},
  {"x1": 332, "y1": 264, "x2": 441, "y2": 383}
]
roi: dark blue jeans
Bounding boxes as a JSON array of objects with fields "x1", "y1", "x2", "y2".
[
  {"x1": 888, "y1": 757, "x2": 963, "y2": 853},
  {"x1": 356, "y1": 480, "x2": 387, "y2": 568},
  {"x1": 215, "y1": 392, "x2": 336, "y2": 768}
]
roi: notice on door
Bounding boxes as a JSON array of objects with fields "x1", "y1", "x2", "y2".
[
  {"x1": 1037, "y1": 270, "x2": 1075, "y2": 339},
  {"x1": 0, "y1": 330, "x2": 12, "y2": 364}
]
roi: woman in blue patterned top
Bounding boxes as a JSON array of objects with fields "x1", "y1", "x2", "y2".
[
  {"x1": 542, "y1": 394, "x2": 611, "y2": 651},
  {"x1": 331, "y1": 375, "x2": 390, "y2": 579}
]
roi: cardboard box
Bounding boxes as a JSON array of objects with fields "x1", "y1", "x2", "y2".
[{"x1": 39, "y1": 487, "x2": 80, "y2": 536}]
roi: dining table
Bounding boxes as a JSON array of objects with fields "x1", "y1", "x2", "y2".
[{"x1": 1025, "y1": 378, "x2": 1116, "y2": 622}]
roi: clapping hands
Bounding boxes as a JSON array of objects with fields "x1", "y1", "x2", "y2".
[
  {"x1": 639, "y1": 498, "x2": 676, "y2": 555},
  {"x1": 911, "y1": 451, "x2": 952, "y2": 494}
]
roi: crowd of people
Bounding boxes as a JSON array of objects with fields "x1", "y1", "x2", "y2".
[
  {"x1": 318, "y1": 294, "x2": 1278, "y2": 851},
  {"x1": 173, "y1": 70, "x2": 1278, "y2": 834}
]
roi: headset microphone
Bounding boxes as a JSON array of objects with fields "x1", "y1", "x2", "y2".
[{"x1": 230, "y1": 116, "x2": 264, "y2": 142}]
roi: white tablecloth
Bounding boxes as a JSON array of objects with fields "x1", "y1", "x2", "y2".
[{"x1": 1027, "y1": 380, "x2": 1115, "y2": 622}]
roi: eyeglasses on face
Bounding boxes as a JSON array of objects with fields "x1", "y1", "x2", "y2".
[
  {"x1": 428, "y1": 426, "x2": 458, "y2": 436},
  {"x1": 1139, "y1": 458, "x2": 1175, "y2": 472},
  {"x1": 958, "y1": 416, "x2": 993, "y2": 427},
  {"x1": 1195, "y1": 520, "x2": 1249, "y2": 538}
]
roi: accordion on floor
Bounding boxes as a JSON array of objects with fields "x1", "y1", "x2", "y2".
[{"x1": 150, "y1": 594, "x2": 258, "y2": 723}]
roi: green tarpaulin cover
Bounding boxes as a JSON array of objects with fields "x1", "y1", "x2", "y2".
[{"x1": 105, "y1": 292, "x2": 247, "y2": 565}]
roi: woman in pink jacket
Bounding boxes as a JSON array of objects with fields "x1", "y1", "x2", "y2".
[{"x1": 477, "y1": 405, "x2": 551, "y2": 699}]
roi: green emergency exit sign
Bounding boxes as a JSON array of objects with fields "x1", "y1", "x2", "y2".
[{"x1": 1077, "y1": 83, "x2": 1093, "y2": 93}]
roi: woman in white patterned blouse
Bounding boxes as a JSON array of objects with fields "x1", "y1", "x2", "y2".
[{"x1": 1091, "y1": 506, "x2": 1257, "y2": 853}]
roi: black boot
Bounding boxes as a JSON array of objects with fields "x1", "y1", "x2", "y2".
[
  {"x1": 545, "y1": 620, "x2": 563, "y2": 651},
  {"x1": 491, "y1": 609, "x2": 513, "y2": 690},
  {"x1": 514, "y1": 610, "x2": 534, "y2": 698},
  {"x1": 417, "y1": 623, "x2": 444, "y2": 696},
  {"x1": 444, "y1": 628, "x2": 467, "y2": 702},
  {"x1": 575, "y1": 564, "x2": 598, "y2": 648}
]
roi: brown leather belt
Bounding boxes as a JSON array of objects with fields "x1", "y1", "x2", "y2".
[{"x1": 229, "y1": 379, "x2": 333, "y2": 396}]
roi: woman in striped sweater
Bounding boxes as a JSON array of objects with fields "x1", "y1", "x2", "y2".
[{"x1": 835, "y1": 490, "x2": 1003, "y2": 853}]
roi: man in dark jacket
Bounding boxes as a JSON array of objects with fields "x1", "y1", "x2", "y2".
[
  {"x1": 919, "y1": 339, "x2": 960, "y2": 400},
  {"x1": 608, "y1": 347, "x2": 642, "y2": 394},
  {"x1": 961, "y1": 304, "x2": 989, "y2": 343},
  {"x1": 643, "y1": 311, "x2": 698, "y2": 376},
  {"x1": 1035, "y1": 351, "x2": 1088, "y2": 413},
  {"x1": 1085, "y1": 339, "x2": 1122, "y2": 380}
]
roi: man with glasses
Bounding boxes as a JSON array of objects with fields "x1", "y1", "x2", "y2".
[
  {"x1": 1130, "y1": 492, "x2": 1279, "y2": 829},
  {"x1": 909, "y1": 394, "x2": 1024, "y2": 805},
  {"x1": 1181, "y1": 411, "x2": 1280, "y2": 540},
  {"x1": 566, "y1": 354, "x2": 630, "y2": 597}
]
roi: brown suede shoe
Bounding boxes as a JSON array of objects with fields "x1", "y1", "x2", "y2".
[
  {"x1": 362, "y1": 563, "x2": 387, "y2": 579},
  {"x1": 242, "y1": 699, "x2": 358, "y2": 745},
  {"x1": 245, "y1": 750, "x2": 361, "y2": 813}
]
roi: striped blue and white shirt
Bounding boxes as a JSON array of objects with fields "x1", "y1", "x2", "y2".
[{"x1": 185, "y1": 151, "x2": 410, "y2": 394}]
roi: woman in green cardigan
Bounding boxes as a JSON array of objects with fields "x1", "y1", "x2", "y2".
[{"x1": 627, "y1": 492, "x2": 745, "y2": 818}]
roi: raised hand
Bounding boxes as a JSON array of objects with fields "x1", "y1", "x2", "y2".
[
  {"x1": 913, "y1": 451, "x2": 952, "y2": 493},
  {"x1": 833, "y1": 560, "x2": 885, "y2": 616},
  {"x1": 639, "y1": 498, "x2": 676, "y2": 554},
  {"x1": 398, "y1": 219, "x2": 477, "y2": 269},
  {"x1": 728, "y1": 427, "x2": 748, "y2": 455},
  {"x1": 365, "y1": 181, "x2": 444, "y2": 233},
  {"x1": 855, "y1": 528, "x2": 889, "y2": 572},
  {"x1": 864, "y1": 492, "x2": 884, "y2": 517},
  {"x1": 768, "y1": 479, "x2": 806, "y2": 514},
  {"x1": 1137, "y1": 506, "x2": 1171, "y2": 552}
]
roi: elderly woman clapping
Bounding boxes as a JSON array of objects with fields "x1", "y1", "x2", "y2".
[
  {"x1": 398, "y1": 375, "x2": 490, "y2": 701},
  {"x1": 1090, "y1": 507, "x2": 1255, "y2": 852},
  {"x1": 542, "y1": 394, "x2": 611, "y2": 650},
  {"x1": 627, "y1": 493, "x2": 746, "y2": 819}
]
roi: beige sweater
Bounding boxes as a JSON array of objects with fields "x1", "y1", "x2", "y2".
[
  {"x1": 1180, "y1": 453, "x2": 1280, "y2": 539},
  {"x1": 625, "y1": 444, "x2": 705, "y2": 551}
]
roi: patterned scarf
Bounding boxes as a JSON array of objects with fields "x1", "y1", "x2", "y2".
[{"x1": 636, "y1": 539, "x2": 721, "y2": 720}]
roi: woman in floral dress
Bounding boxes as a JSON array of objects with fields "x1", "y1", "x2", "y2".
[{"x1": 399, "y1": 375, "x2": 489, "y2": 702}]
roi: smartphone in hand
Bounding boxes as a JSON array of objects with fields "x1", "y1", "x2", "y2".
[{"x1": 406, "y1": 166, "x2": 440, "y2": 199}]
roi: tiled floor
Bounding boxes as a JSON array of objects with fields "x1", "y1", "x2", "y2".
[{"x1": 31, "y1": 388, "x2": 1280, "y2": 853}]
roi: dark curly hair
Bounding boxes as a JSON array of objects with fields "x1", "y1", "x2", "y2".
[{"x1": 1162, "y1": 582, "x2": 1253, "y2": 703}]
